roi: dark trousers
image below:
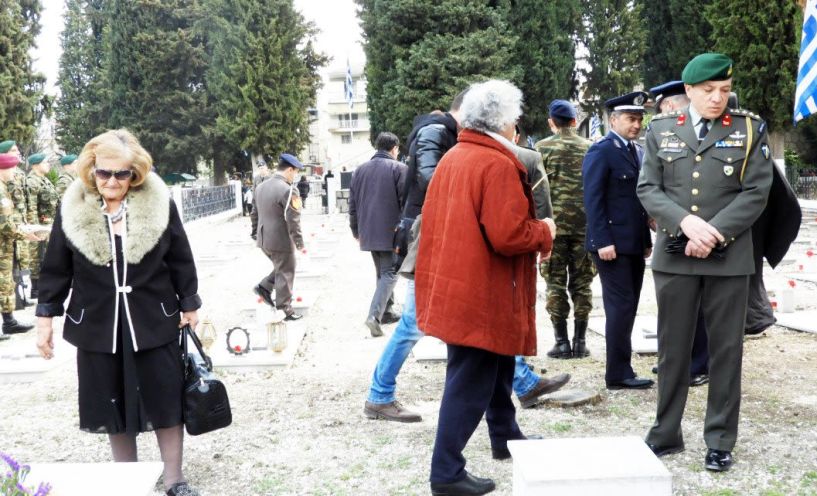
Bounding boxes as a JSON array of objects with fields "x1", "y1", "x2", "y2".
[
  {"x1": 690, "y1": 309, "x2": 709, "y2": 376},
  {"x1": 592, "y1": 253, "x2": 644, "y2": 384},
  {"x1": 745, "y1": 255, "x2": 775, "y2": 333},
  {"x1": 369, "y1": 251, "x2": 397, "y2": 321},
  {"x1": 259, "y1": 249, "x2": 296, "y2": 314},
  {"x1": 430, "y1": 344, "x2": 522, "y2": 483},
  {"x1": 647, "y1": 272, "x2": 748, "y2": 451}
]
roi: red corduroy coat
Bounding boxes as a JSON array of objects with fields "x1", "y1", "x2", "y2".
[{"x1": 415, "y1": 129, "x2": 553, "y2": 357}]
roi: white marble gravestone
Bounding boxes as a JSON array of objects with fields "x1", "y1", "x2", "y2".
[
  {"x1": 508, "y1": 436, "x2": 671, "y2": 496},
  {"x1": 412, "y1": 336, "x2": 447, "y2": 361},
  {"x1": 775, "y1": 310, "x2": 817, "y2": 334},
  {"x1": 25, "y1": 462, "x2": 164, "y2": 496}
]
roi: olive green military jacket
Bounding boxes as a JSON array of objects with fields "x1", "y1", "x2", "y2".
[
  {"x1": 56, "y1": 171, "x2": 76, "y2": 198},
  {"x1": 25, "y1": 172, "x2": 58, "y2": 224},
  {"x1": 10, "y1": 168, "x2": 27, "y2": 224},
  {"x1": 535, "y1": 130, "x2": 592, "y2": 236},
  {"x1": 637, "y1": 107, "x2": 773, "y2": 276},
  {"x1": 0, "y1": 181, "x2": 26, "y2": 243}
]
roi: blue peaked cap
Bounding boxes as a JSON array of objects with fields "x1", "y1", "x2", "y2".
[{"x1": 279, "y1": 153, "x2": 304, "y2": 169}]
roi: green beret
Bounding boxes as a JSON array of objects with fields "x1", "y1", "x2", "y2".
[
  {"x1": 0, "y1": 140, "x2": 15, "y2": 153},
  {"x1": 682, "y1": 53, "x2": 734, "y2": 85},
  {"x1": 27, "y1": 153, "x2": 46, "y2": 165},
  {"x1": 60, "y1": 154, "x2": 78, "y2": 165}
]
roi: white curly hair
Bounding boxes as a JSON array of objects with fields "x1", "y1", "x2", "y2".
[{"x1": 460, "y1": 79, "x2": 524, "y2": 134}]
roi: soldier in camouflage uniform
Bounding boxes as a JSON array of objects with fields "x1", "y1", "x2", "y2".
[
  {"x1": 56, "y1": 153, "x2": 78, "y2": 198},
  {"x1": 534, "y1": 100, "x2": 595, "y2": 359},
  {"x1": 0, "y1": 140, "x2": 32, "y2": 309},
  {"x1": 25, "y1": 153, "x2": 58, "y2": 299},
  {"x1": 0, "y1": 151, "x2": 37, "y2": 336}
]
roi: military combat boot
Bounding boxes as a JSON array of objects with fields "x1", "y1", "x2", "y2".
[
  {"x1": 546, "y1": 320, "x2": 572, "y2": 359},
  {"x1": 2, "y1": 313, "x2": 33, "y2": 335},
  {"x1": 572, "y1": 319, "x2": 590, "y2": 358},
  {"x1": 30, "y1": 278, "x2": 38, "y2": 300}
]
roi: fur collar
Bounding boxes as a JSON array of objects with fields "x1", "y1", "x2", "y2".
[{"x1": 61, "y1": 172, "x2": 170, "y2": 266}]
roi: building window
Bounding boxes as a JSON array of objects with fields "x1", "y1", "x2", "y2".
[
  {"x1": 341, "y1": 135, "x2": 352, "y2": 144},
  {"x1": 338, "y1": 113, "x2": 359, "y2": 129}
]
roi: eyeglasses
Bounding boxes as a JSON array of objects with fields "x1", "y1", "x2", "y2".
[{"x1": 94, "y1": 168, "x2": 134, "y2": 181}]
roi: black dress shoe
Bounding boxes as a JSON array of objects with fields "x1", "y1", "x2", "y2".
[
  {"x1": 253, "y1": 285, "x2": 275, "y2": 308},
  {"x1": 2, "y1": 321, "x2": 34, "y2": 334},
  {"x1": 646, "y1": 442, "x2": 684, "y2": 457},
  {"x1": 284, "y1": 312, "x2": 303, "y2": 321},
  {"x1": 705, "y1": 449, "x2": 733, "y2": 472},
  {"x1": 430, "y1": 472, "x2": 495, "y2": 496},
  {"x1": 689, "y1": 374, "x2": 710, "y2": 387},
  {"x1": 651, "y1": 365, "x2": 658, "y2": 374},
  {"x1": 606, "y1": 377, "x2": 654, "y2": 390},
  {"x1": 380, "y1": 311, "x2": 401, "y2": 324}
]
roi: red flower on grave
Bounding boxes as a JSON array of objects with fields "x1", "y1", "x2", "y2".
[
  {"x1": 234, "y1": 345, "x2": 242, "y2": 352},
  {"x1": 722, "y1": 114, "x2": 732, "y2": 127},
  {"x1": 789, "y1": 280, "x2": 796, "y2": 288},
  {"x1": 296, "y1": 296, "x2": 303, "y2": 302},
  {"x1": 677, "y1": 114, "x2": 686, "y2": 126},
  {"x1": 808, "y1": 250, "x2": 814, "y2": 258}
]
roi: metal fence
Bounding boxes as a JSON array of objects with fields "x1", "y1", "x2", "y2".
[
  {"x1": 180, "y1": 184, "x2": 238, "y2": 222},
  {"x1": 794, "y1": 176, "x2": 817, "y2": 200}
]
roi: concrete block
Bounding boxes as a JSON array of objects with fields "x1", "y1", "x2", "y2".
[
  {"x1": 211, "y1": 321, "x2": 306, "y2": 370},
  {"x1": 26, "y1": 462, "x2": 164, "y2": 496},
  {"x1": 0, "y1": 346, "x2": 75, "y2": 384},
  {"x1": 412, "y1": 336, "x2": 447, "y2": 361},
  {"x1": 775, "y1": 310, "x2": 817, "y2": 334},
  {"x1": 508, "y1": 436, "x2": 671, "y2": 496}
]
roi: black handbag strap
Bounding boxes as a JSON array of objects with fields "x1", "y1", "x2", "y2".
[{"x1": 182, "y1": 325, "x2": 213, "y2": 372}]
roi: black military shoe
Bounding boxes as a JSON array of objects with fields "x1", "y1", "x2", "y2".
[
  {"x1": 430, "y1": 472, "x2": 495, "y2": 496},
  {"x1": 705, "y1": 449, "x2": 733, "y2": 472},
  {"x1": 381, "y1": 311, "x2": 401, "y2": 324},
  {"x1": 284, "y1": 312, "x2": 303, "y2": 321},
  {"x1": 606, "y1": 377, "x2": 654, "y2": 390},
  {"x1": 2, "y1": 320, "x2": 34, "y2": 334},
  {"x1": 253, "y1": 285, "x2": 275, "y2": 308},
  {"x1": 646, "y1": 442, "x2": 685, "y2": 457},
  {"x1": 689, "y1": 374, "x2": 710, "y2": 387}
]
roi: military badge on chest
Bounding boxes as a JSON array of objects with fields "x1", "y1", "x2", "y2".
[{"x1": 659, "y1": 133, "x2": 685, "y2": 153}]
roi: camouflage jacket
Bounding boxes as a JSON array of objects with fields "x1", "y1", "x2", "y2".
[
  {"x1": 56, "y1": 170, "x2": 76, "y2": 198},
  {"x1": 0, "y1": 180, "x2": 25, "y2": 242},
  {"x1": 25, "y1": 172, "x2": 58, "y2": 224},
  {"x1": 535, "y1": 129, "x2": 592, "y2": 236},
  {"x1": 9, "y1": 168, "x2": 28, "y2": 224}
]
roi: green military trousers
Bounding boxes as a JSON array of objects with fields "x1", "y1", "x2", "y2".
[{"x1": 646, "y1": 271, "x2": 749, "y2": 452}]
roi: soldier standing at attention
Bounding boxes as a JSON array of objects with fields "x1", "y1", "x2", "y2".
[
  {"x1": 583, "y1": 92, "x2": 654, "y2": 391},
  {"x1": 0, "y1": 140, "x2": 32, "y2": 305},
  {"x1": 535, "y1": 100, "x2": 594, "y2": 359},
  {"x1": 253, "y1": 154, "x2": 305, "y2": 321},
  {"x1": 0, "y1": 153, "x2": 39, "y2": 336},
  {"x1": 638, "y1": 53, "x2": 773, "y2": 472},
  {"x1": 56, "y1": 154, "x2": 78, "y2": 198},
  {"x1": 26, "y1": 153, "x2": 58, "y2": 299}
]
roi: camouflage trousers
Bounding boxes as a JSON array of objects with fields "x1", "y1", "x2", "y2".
[
  {"x1": 15, "y1": 240, "x2": 29, "y2": 271},
  {"x1": 540, "y1": 234, "x2": 595, "y2": 322},
  {"x1": 0, "y1": 239, "x2": 15, "y2": 313},
  {"x1": 27, "y1": 240, "x2": 44, "y2": 279}
]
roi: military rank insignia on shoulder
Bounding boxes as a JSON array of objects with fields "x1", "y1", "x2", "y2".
[
  {"x1": 651, "y1": 110, "x2": 681, "y2": 121},
  {"x1": 291, "y1": 194, "x2": 302, "y2": 211}
]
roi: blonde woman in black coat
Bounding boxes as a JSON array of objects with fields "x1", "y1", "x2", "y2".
[{"x1": 36, "y1": 129, "x2": 202, "y2": 496}]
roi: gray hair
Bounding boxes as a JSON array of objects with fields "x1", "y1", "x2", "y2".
[{"x1": 460, "y1": 80, "x2": 523, "y2": 134}]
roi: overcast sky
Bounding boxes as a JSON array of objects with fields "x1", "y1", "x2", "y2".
[{"x1": 32, "y1": 0, "x2": 365, "y2": 95}]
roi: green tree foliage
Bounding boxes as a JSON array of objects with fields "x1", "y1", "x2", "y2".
[
  {"x1": 201, "y1": 0, "x2": 326, "y2": 163},
  {"x1": 707, "y1": 0, "x2": 801, "y2": 135},
  {"x1": 0, "y1": 0, "x2": 44, "y2": 146},
  {"x1": 579, "y1": 0, "x2": 646, "y2": 116},
  {"x1": 55, "y1": 0, "x2": 107, "y2": 153},
  {"x1": 104, "y1": 0, "x2": 209, "y2": 175},
  {"x1": 504, "y1": 0, "x2": 581, "y2": 138}
]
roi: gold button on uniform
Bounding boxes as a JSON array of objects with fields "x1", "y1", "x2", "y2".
[
  {"x1": 692, "y1": 188, "x2": 699, "y2": 195},
  {"x1": 695, "y1": 155, "x2": 702, "y2": 162},
  {"x1": 691, "y1": 205, "x2": 699, "y2": 212},
  {"x1": 693, "y1": 171, "x2": 700, "y2": 179}
]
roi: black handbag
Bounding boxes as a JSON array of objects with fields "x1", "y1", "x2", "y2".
[{"x1": 181, "y1": 325, "x2": 232, "y2": 435}]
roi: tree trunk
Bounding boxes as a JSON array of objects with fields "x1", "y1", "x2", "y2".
[
  {"x1": 769, "y1": 131, "x2": 785, "y2": 163},
  {"x1": 211, "y1": 138, "x2": 227, "y2": 185}
]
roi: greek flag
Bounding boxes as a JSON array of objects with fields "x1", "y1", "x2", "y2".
[
  {"x1": 344, "y1": 60, "x2": 354, "y2": 109},
  {"x1": 795, "y1": 0, "x2": 817, "y2": 124},
  {"x1": 590, "y1": 114, "x2": 602, "y2": 139}
]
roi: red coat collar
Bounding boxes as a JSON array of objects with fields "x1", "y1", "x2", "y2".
[{"x1": 457, "y1": 129, "x2": 527, "y2": 176}]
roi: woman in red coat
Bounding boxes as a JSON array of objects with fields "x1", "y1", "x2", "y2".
[{"x1": 416, "y1": 80, "x2": 555, "y2": 495}]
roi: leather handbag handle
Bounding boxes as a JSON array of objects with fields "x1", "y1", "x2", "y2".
[{"x1": 182, "y1": 324, "x2": 213, "y2": 372}]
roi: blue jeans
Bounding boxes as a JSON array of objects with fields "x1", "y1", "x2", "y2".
[
  {"x1": 368, "y1": 280, "x2": 425, "y2": 404},
  {"x1": 366, "y1": 280, "x2": 542, "y2": 403}
]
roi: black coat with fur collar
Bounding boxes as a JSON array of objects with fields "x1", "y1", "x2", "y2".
[{"x1": 36, "y1": 173, "x2": 201, "y2": 354}]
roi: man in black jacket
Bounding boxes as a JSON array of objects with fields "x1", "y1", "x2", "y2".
[{"x1": 349, "y1": 132, "x2": 407, "y2": 337}]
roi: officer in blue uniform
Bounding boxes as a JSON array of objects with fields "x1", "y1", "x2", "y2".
[{"x1": 583, "y1": 92, "x2": 654, "y2": 390}]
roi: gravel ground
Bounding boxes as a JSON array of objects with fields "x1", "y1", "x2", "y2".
[{"x1": 1, "y1": 211, "x2": 816, "y2": 496}]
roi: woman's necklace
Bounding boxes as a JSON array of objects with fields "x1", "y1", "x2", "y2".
[{"x1": 108, "y1": 203, "x2": 126, "y2": 224}]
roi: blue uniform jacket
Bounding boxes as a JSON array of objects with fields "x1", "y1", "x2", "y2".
[{"x1": 582, "y1": 132, "x2": 652, "y2": 255}]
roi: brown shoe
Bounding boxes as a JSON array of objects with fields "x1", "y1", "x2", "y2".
[
  {"x1": 518, "y1": 373, "x2": 571, "y2": 408},
  {"x1": 364, "y1": 400, "x2": 422, "y2": 423}
]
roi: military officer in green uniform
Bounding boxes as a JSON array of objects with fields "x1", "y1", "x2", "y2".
[
  {"x1": 56, "y1": 153, "x2": 78, "y2": 197},
  {"x1": 535, "y1": 100, "x2": 594, "y2": 359},
  {"x1": 637, "y1": 53, "x2": 773, "y2": 472},
  {"x1": 25, "y1": 152, "x2": 58, "y2": 299},
  {"x1": 0, "y1": 153, "x2": 38, "y2": 336}
]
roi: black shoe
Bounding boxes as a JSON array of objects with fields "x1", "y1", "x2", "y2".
[
  {"x1": 365, "y1": 317, "x2": 383, "y2": 337},
  {"x1": 381, "y1": 311, "x2": 401, "y2": 324},
  {"x1": 546, "y1": 320, "x2": 572, "y2": 359},
  {"x1": 430, "y1": 472, "x2": 496, "y2": 495},
  {"x1": 284, "y1": 312, "x2": 303, "y2": 321},
  {"x1": 690, "y1": 374, "x2": 710, "y2": 387},
  {"x1": 646, "y1": 442, "x2": 684, "y2": 457},
  {"x1": 651, "y1": 365, "x2": 658, "y2": 374},
  {"x1": 253, "y1": 285, "x2": 275, "y2": 308},
  {"x1": 607, "y1": 377, "x2": 654, "y2": 390},
  {"x1": 705, "y1": 449, "x2": 733, "y2": 472},
  {"x1": 2, "y1": 321, "x2": 33, "y2": 334},
  {"x1": 572, "y1": 319, "x2": 590, "y2": 358}
]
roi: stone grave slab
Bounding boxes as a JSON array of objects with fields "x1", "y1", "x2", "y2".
[
  {"x1": 0, "y1": 345, "x2": 75, "y2": 384},
  {"x1": 211, "y1": 320, "x2": 306, "y2": 370},
  {"x1": 291, "y1": 291, "x2": 317, "y2": 316},
  {"x1": 412, "y1": 336, "x2": 447, "y2": 361},
  {"x1": 588, "y1": 315, "x2": 658, "y2": 354},
  {"x1": 26, "y1": 462, "x2": 164, "y2": 496},
  {"x1": 540, "y1": 389, "x2": 603, "y2": 408},
  {"x1": 774, "y1": 310, "x2": 817, "y2": 334},
  {"x1": 508, "y1": 436, "x2": 671, "y2": 496}
]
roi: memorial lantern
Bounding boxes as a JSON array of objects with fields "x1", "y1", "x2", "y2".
[{"x1": 196, "y1": 317, "x2": 218, "y2": 354}]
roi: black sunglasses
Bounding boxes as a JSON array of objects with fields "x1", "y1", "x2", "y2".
[{"x1": 94, "y1": 168, "x2": 134, "y2": 180}]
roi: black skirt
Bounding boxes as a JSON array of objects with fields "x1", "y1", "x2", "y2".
[{"x1": 75, "y1": 234, "x2": 184, "y2": 435}]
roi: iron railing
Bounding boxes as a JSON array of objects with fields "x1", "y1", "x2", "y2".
[{"x1": 181, "y1": 184, "x2": 238, "y2": 222}]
